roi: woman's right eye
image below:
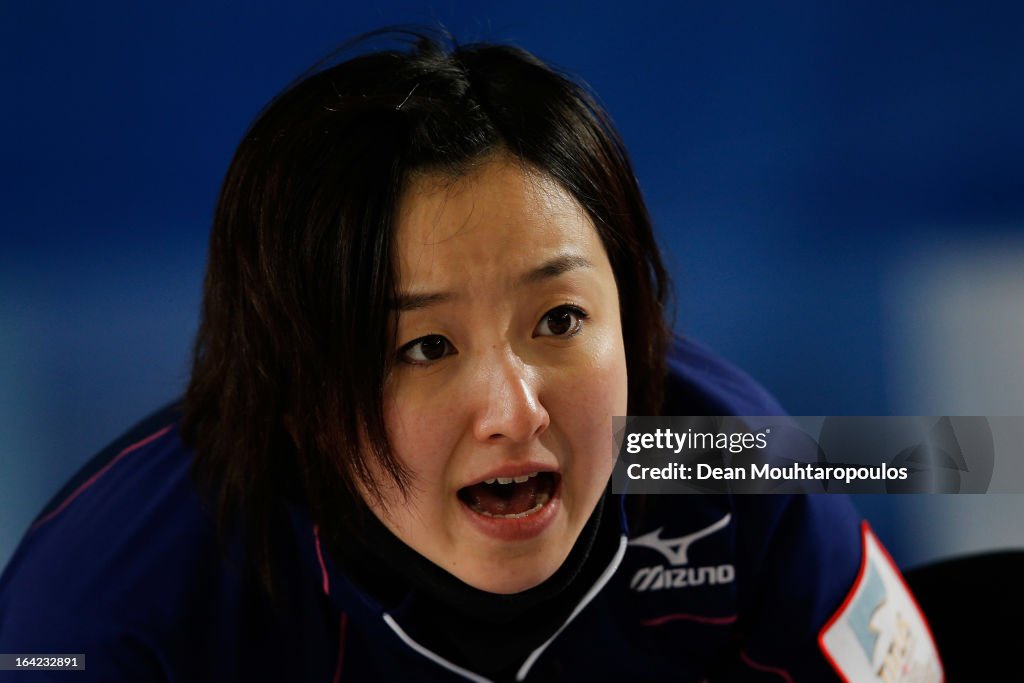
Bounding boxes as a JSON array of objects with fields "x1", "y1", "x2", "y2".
[{"x1": 399, "y1": 335, "x2": 455, "y2": 365}]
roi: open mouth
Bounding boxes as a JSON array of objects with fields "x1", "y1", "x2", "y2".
[{"x1": 457, "y1": 472, "x2": 560, "y2": 519}]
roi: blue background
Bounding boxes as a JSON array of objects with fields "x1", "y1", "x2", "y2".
[{"x1": 3, "y1": 2, "x2": 1023, "y2": 570}]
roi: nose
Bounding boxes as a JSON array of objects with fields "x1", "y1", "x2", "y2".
[{"x1": 471, "y1": 349, "x2": 550, "y2": 444}]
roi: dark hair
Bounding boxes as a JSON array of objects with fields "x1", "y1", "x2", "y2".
[{"x1": 182, "y1": 29, "x2": 671, "y2": 592}]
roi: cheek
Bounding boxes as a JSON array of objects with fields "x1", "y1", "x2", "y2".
[
  {"x1": 383, "y1": 390, "x2": 462, "y2": 489},
  {"x1": 586, "y1": 324, "x2": 629, "y2": 411},
  {"x1": 549, "y1": 337, "x2": 629, "y2": 458}
]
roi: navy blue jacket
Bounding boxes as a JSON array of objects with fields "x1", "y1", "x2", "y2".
[{"x1": 0, "y1": 339, "x2": 941, "y2": 681}]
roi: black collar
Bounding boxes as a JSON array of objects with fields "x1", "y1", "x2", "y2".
[{"x1": 338, "y1": 489, "x2": 620, "y2": 681}]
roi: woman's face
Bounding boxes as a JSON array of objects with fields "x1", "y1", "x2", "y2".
[{"x1": 365, "y1": 155, "x2": 628, "y2": 594}]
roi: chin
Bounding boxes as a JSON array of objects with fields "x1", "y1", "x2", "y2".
[
  {"x1": 466, "y1": 561, "x2": 559, "y2": 595},
  {"x1": 454, "y1": 543, "x2": 567, "y2": 595}
]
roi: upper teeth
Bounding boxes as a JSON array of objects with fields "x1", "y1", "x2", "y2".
[{"x1": 483, "y1": 472, "x2": 539, "y2": 485}]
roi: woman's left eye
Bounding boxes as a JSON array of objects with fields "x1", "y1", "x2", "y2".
[{"x1": 534, "y1": 305, "x2": 588, "y2": 338}]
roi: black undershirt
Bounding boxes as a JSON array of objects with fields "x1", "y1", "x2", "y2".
[{"x1": 338, "y1": 489, "x2": 620, "y2": 681}]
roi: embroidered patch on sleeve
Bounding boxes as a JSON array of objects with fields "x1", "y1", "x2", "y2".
[{"x1": 819, "y1": 522, "x2": 943, "y2": 683}]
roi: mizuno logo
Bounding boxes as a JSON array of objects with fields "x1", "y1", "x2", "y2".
[
  {"x1": 627, "y1": 514, "x2": 734, "y2": 592},
  {"x1": 627, "y1": 514, "x2": 731, "y2": 566}
]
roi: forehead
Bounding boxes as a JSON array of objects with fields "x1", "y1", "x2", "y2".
[{"x1": 393, "y1": 157, "x2": 605, "y2": 289}]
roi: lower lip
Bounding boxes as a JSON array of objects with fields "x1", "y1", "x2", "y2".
[{"x1": 458, "y1": 480, "x2": 562, "y2": 542}]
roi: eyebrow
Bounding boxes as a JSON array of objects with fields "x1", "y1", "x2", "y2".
[
  {"x1": 391, "y1": 253, "x2": 594, "y2": 312},
  {"x1": 392, "y1": 291, "x2": 454, "y2": 312},
  {"x1": 517, "y1": 254, "x2": 594, "y2": 286}
]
